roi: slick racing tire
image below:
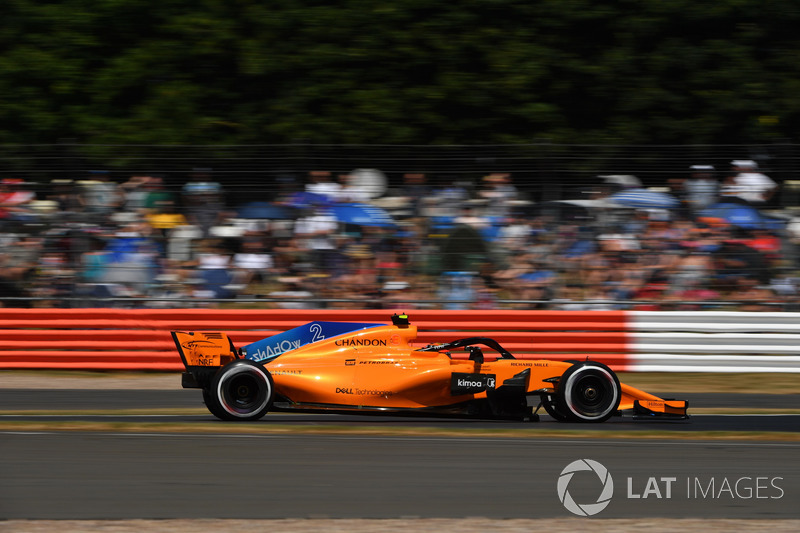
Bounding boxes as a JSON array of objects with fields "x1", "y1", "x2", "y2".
[
  {"x1": 209, "y1": 360, "x2": 274, "y2": 421},
  {"x1": 555, "y1": 362, "x2": 621, "y2": 423},
  {"x1": 202, "y1": 388, "x2": 228, "y2": 420},
  {"x1": 541, "y1": 393, "x2": 569, "y2": 422}
]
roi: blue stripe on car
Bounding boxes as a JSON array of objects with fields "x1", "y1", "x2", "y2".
[{"x1": 243, "y1": 322, "x2": 384, "y2": 362}]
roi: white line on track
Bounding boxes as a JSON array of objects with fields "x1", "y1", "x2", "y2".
[
  {"x1": 691, "y1": 413, "x2": 800, "y2": 417},
  {"x1": 0, "y1": 414, "x2": 188, "y2": 417}
]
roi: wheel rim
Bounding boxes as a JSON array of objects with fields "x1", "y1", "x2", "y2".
[
  {"x1": 218, "y1": 366, "x2": 270, "y2": 417},
  {"x1": 564, "y1": 367, "x2": 618, "y2": 421}
]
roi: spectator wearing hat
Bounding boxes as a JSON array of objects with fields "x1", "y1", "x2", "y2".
[
  {"x1": 683, "y1": 165, "x2": 719, "y2": 213},
  {"x1": 721, "y1": 160, "x2": 777, "y2": 205}
]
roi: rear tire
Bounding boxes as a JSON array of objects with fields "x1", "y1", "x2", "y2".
[
  {"x1": 555, "y1": 362, "x2": 620, "y2": 423},
  {"x1": 209, "y1": 360, "x2": 274, "y2": 421},
  {"x1": 202, "y1": 388, "x2": 228, "y2": 420}
]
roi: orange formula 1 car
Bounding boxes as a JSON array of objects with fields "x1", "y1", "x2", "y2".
[{"x1": 172, "y1": 314, "x2": 688, "y2": 423}]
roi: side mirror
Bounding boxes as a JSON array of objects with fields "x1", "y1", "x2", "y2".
[{"x1": 467, "y1": 346, "x2": 484, "y2": 364}]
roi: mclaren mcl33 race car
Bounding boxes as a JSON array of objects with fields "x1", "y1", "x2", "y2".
[{"x1": 172, "y1": 314, "x2": 688, "y2": 423}]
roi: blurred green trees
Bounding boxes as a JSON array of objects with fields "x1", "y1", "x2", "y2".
[{"x1": 1, "y1": 0, "x2": 799, "y2": 145}]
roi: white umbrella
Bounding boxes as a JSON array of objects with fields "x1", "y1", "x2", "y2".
[{"x1": 608, "y1": 188, "x2": 680, "y2": 209}]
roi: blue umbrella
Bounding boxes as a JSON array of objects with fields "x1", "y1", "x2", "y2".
[
  {"x1": 700, "y1": 202, "x2": 786, "y2": 230},
  {"x1": 326, "y1": 203, "x2": 395, "y2": 227},
  {"x1": 608, "y1": 188, "x2": 680, "y2": 209},
  {"x1": 285, "y1": 191, "x2": 333, "y2": 208},
  {"x1": 237, "y1": 201, "x2": 293, "y2": 219}
]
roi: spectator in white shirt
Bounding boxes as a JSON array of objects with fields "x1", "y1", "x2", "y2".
[
  {"x1": 305, "y1": 170, "x2": 342, "y2": 200},
  {"x1": 721, "y1": 160, "x2": 777, "y2": 204}
]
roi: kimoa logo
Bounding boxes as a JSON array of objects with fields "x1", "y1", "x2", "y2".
[
  {"x1": 557, "y1": 459, "x2": 614, "y2": 516},
  {"x1": 457, "y1": 378, "x2": 496, "y2": 388}
]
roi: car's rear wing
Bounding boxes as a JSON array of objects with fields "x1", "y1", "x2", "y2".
[{"x1": 171, "y1": 331, "x2": 238, "y2": 388}]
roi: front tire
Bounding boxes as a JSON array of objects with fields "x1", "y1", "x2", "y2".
[
  {"x1": 555, "y1": 362, "x2": 620, "y2": 423},
  {"x1": 208, "y1": 360, "x2": 274, "y2": 421},
  {"x1": 541, "y1": 393, "x2": 569, "y2": 421}
]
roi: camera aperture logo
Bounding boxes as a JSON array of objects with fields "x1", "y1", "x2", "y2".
[
  {"x1": 557, "y1": 459, "x2": 786, "y2": 517},
  {"x1": 557, "y1": 459, "x2": 614, "y2": 516}
]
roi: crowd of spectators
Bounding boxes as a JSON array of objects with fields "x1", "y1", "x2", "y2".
[{"x1": 0, "y1": 161, "x2": 797, "y2": 311}]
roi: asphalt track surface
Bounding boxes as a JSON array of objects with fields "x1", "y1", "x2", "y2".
[
  {"x1": 1, "y1": 389, "x2": 799, "y2": 520},
  {"x1": 1, "y1": 433, "x2": 798, "y2": 519}
]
